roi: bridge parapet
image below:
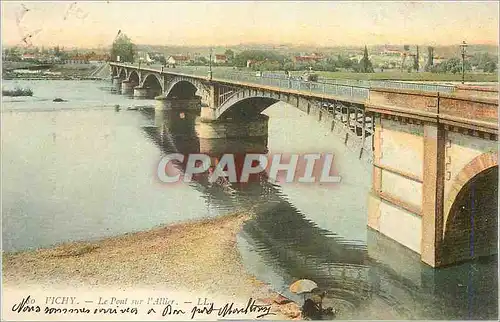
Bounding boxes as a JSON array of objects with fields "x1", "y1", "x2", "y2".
[
  {"x1": 454, "y1": 84, "x2": 499, "y2": 99},
  {"x1": 367, "y1": 87, "x2": 498, "y2": 134}
]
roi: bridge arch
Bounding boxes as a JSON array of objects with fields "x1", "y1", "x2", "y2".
[
  {"x1": 128, "y1": 70, "x2": 140, "y2": 84},
  {"x1": 141, "y1": 73, "x2": 164, "y2": 97},
  {"x1": 441, "y1": 152, "x2": 498, "y2": 265},
  {"x1": 117, "y1": 67, "x2": 127, "y2": 79},
  {"x1": 218, "y1": 95, "x2": 280, "y2": 119},
  {"x1": 165, "y1": 80, "x2": 198, "y2": 99},
  {"x1": 111, "y1": 65, "x2": 118, "y2": 77}
]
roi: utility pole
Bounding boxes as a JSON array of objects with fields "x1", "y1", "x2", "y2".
[
  {"x1": 208, "y1": 47, "x2": 213, "y2": 81},
  {"x1": 460, "y1": 41, "x2": 468, "y2": 84}
]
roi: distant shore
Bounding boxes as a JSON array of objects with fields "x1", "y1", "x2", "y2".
[
  {"x1": 2, "y1": 212, "x2": 301, "y2": 320},
  {"x1": 2, "y1": 62, "x2": 106, "y2": 81},
  {"x1": 2, "y1": 75, "x2": 103, "y2": 81}
]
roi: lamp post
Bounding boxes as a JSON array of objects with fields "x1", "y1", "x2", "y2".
[
  {"x1": 208, "y1": 47, "x2": 213, "y2": 81},
  {"x1": 139, "y1": 57, "x2": 143, "y2": 71},
  {"x1": 460, "y1": 41, "x2": 467, "y2": 84}
]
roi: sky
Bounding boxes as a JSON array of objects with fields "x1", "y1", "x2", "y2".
[{"x1": 2, "y1": 1, "x2": 499, "y2": 49}]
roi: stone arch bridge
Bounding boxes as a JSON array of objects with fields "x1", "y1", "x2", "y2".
[{"x1": 110, "y1": 62, "x2": 498, "y2": 268}]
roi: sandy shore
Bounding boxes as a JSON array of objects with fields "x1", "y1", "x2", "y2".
[{"x1": 2, "y1": 212, "x2": 301, "y2": 320}]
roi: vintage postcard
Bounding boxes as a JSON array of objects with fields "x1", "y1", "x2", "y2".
[{"x1": 1, "y1": 1, "x2": 499, "y2": 321}]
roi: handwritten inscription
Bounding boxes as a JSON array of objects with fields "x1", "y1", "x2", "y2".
[
  {"x1": 10, "y1": 295, "x2": 275, "y2": 319},
  {"x1": 190, "y1": 298, "x2": 274, "y2": 319}
]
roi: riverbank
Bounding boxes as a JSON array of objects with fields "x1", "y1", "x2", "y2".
[
  {"x1": 2, "y1": 87, "x2": 33, "y2": 97},
  {"x1": 2, "y1": 62, "x2": 105, "y2": 80},
  {"x1": 2, "y1": 212, "x2": 301, "y2": 320}
]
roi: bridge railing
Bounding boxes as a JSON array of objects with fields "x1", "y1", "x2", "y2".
[
  {"x1": 259, "y1": 72, "x2": 456, "y2": 94},
  {"x1": 169, "y1": 66, "x2": 453, "y2": 96},
  {"x1": 187, "y1": 67, "x2": 456, "y2": 94},
  {"x1": 314, "y1": 78, "x2": 455, "y2": 93},
  {"x1": 120, "y1": 64, "x2": 370, "y2": 100},
  {"x1": 209, "y1": 71, "x2": 370, "y2": 101}
]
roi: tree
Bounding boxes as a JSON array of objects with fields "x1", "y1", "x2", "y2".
[
  {"x1": 224, "y1": 49, "x2": 234, "y2": 61},
  {"x1": 110, "y1": 34, "x2": 136, "y2": 63},
  {"x1": 425, "y1": 46, "x2": 434, "y2": 71},
  {"x1": 314, "y1": 58, "x2": 338, "y2": 72},
  {"x1": 157, "y1": 55, "x2": 166, "y2": 65},
  {"x1": 54, "y1": 46, "x2": 61, "y2": 57},
  {"x1": 431, "y1": 58, "x2": 471, "y2": 74},
  {"x1": 358, "y1": 45, "x2": 374, "y2": 73},
  {"x1": 335, "y1": 55, "x2": 354, "y2": 69},
  {"x1": 483, "y1": 61, "x2": 497, "y2": 73},
  {"x1": 469, "y1": 52, "x2": 498, "y2": 73},
  {"x1": 413, "y1": 46, "x2": 419, "y2": 71},
  {"x1": 233, "y1": 50, "x2": 286, "y2": 68}
]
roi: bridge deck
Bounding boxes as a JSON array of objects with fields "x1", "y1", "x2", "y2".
[{"x1": 113, "y1": 63, "x2": 369, "y2": 104}]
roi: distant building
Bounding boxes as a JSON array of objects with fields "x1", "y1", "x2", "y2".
[
  {"x1": 88, "y1": 54, "x2": 110, "y2": 63},
  {"x1": 293, "y1": 55, "x2": 323, "y2": 63},
  {"x1": 350, "y1": 55, "x2": 363, "y2": 63},
  {"x1": 433, "y1": 56, "x2": 447, "y2": 64},
  {"x1": 381, "y1": 45, "x2": 402, "y2": 56},
  {"x1": 21, "y1": 53, "x2": 37, "y2": 61},
  {"x1": 246, "y1": 59, "x2": 257, "y2": 68},
  {"x1": 137, "y1": 51, "x2": 154, "y2": 64},
  {"x1": 213, "y1": 54, "x2": 227, "y2": 64},
  {"x1": 66, "y1": 55, "x2": 89, "y2": 64},
  {"x1": 147, "y1": 52, "x2": 166, "y2": 64},
  {"x1": 167, "y1": 55, "x2": 190, "y2": 66}
]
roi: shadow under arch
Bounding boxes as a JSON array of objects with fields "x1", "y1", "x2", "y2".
[
  {"x1": 441, "y1": 165, "x2": 498, "y2": 266},
  {"x1": 111, "y1": 66, "x2": 118, "y2": 77},
  {"x1": 141, "y1": 73, "x2": 163, "y2": 97},
  {"x1": 166, "y1": 80, "x2": 199, "y2": 100},
  {"x1": 118, "y1": 68, "x2": 127, "y2": 79},
  {"x1": 128, "y1": 70, "x2": 140, "y2": 84},
  {"x1": 219, "y1": 96, "x2": 280, "y2": 120}
]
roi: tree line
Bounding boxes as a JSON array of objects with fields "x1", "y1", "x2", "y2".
[
  {"x1": 429, "y1": 52, "x2": 497, "y2": 74},
  {"x1": 109, "y1": 34, "x2": 497, "y2": 74}
]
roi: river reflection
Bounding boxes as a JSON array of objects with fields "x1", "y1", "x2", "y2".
[{"x1": 147, "y1": 107, "x2": 497, "y2": 320}]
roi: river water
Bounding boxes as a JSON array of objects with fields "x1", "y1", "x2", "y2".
[{"x1": 2, "y1": 79, "x2": 497, "y2": 320}]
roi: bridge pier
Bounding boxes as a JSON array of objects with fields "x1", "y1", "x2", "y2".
[
  {"x1": 155, "y1": 95, "x2": 201, "y2": 111},
  {"x1": 195, "y1": 114, "x2": 269, "y2": 139},
  {"x1": 121, "y1": 81, "x2": 136, "y2": 95},
  {"x1": 200, "y1": 105, "x2": 217, "y2": 121},
  {"x1": 112, "y1": 76, "x2": 123, "y2": 92},
  {"x1": 133, "y1": 86, "x2": 151, "y2": 99}
]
